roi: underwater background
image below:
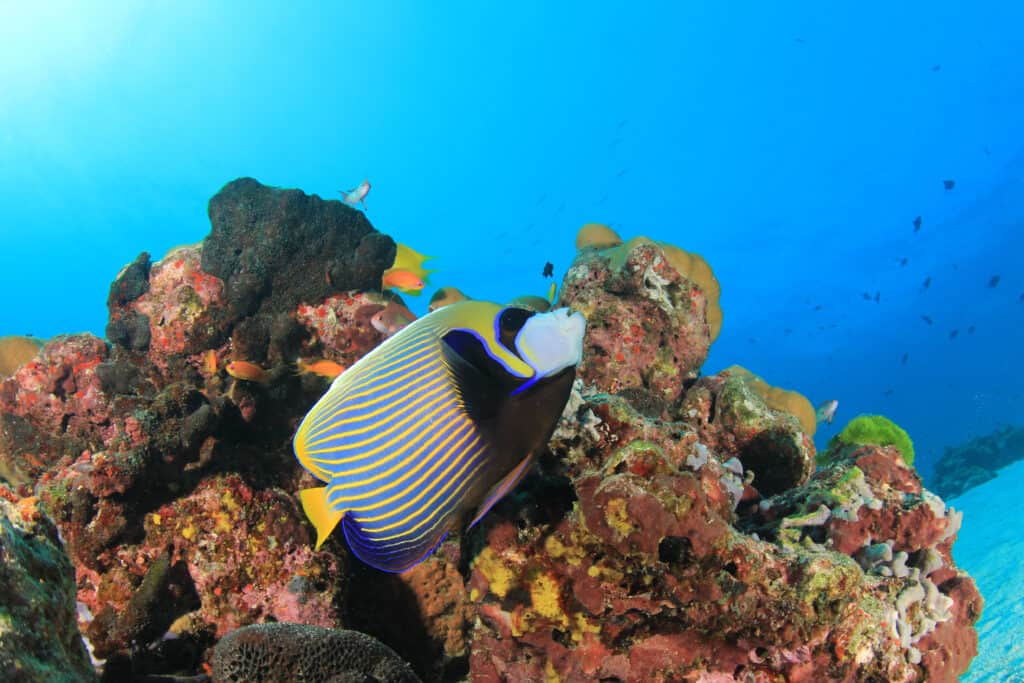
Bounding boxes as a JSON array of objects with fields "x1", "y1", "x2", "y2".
[{"x1": 1, "y1": 2, "x2": 1021, "y2": 679}]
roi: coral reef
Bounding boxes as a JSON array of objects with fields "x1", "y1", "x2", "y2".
[
  {"x1": 0, "y1": 185, "x2": 981, "y2": 682},
  {"x1": 561, "y1": 227, "x2": 719, "y2": 405},
  {"x1": 827, "y1": 414, "x2": 915, "y2": 466},
  {"x1": 0, "y1": 493, "x2": 96, "y2": 682},
  {"x1": 211, "y1": 622, "x2": 420, "y2": 683},
  {"x1": 930, "y1": 424, "x2": 1024, "y2": 499},
  {"x1": 466, "y1": 383, "x2": 978, "y2": 682}
]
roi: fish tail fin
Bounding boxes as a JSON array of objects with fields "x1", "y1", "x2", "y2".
[{"x1": 299, "y1": 487, "x2": 344, "y2": 550}]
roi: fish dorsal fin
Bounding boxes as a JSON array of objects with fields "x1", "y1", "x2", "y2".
[
  {"x1": 299, "y1": 487, "x2": 345, "y2": 550},
  {"x1": 468, "y1": 453, "x2": 535, "y2": 528}
]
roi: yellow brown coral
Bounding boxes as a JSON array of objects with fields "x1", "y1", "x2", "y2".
[
  {"x1": 660, "y1": 243, "x2": 722, "y2": 341},
  {"x1": 724, "y1": 365, "x2": 817, "y2": 436},
  {"x1": 0, "y1": 335, "x2": 44, "y2": 379},
  {"x1": 575, "y1": 223, "x2": 624, "y2": 250}
]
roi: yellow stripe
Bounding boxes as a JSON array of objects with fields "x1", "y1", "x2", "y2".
[
  {"x1": 312, "y1": 400, "x2": 466, "y2": 481},
  {"x1": 355, "y1": 441, "x2": 484, "y2": 532},
  {"x1": 330, "y1": 331, "x2": 435, "y2": 395},
  {"x1": 304, "y1": 370, "x2": 448, "y2": 446},
  {"x1": 326, "y1": 415, "x2": 479, "y2": 507},
  {"x1": 363, "y1": 459, "x2": 487, "y2": 541},
  {"x1": 307, "y1": 329, "x2": 434, "y2": 409},
  {"x1": 305, "y1": 340, "x2": 438, "y2": 432},
  {"x1": 306, "y1": 379, "x2": 453, "y2": 459}
]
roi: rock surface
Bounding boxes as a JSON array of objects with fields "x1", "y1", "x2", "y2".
[
  {"x1": 0, "y1": 494, "x2": 96, "y2": 682},
  {"x1": 930, "y1": 424, "x2": 1024, "y2": 500}
]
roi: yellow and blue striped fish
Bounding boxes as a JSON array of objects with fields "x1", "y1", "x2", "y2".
[{"x1": 293, "y1": 300, "x2": 586, "y2": 572}]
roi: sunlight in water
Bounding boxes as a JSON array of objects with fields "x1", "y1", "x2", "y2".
[{"x1": 0, "y1": 1, "x2": 135, "y2": 96}]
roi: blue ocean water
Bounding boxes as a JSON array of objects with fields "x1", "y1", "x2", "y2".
[{"x1": 1, "y1": 2, "x2": 1021, "y2": 676}]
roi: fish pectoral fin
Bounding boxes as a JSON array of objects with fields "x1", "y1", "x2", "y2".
[
  {"x1": 469, "y1": 454, "x2": 535, "y2": 528},
  {"x1": 299, "y1": 487, "x2": 345, "y2": 550}
]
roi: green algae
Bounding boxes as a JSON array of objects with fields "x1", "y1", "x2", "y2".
[{"x1": 823, "y1": 414, "x2": 915, "y2": 466}]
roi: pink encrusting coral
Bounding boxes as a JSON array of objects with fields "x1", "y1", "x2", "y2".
[{"x1": 0, "y1": 183, "x2": 981, "y2": 682}]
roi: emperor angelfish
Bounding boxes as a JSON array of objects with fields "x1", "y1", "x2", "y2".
[{"x1": 293, "y1": 300, "x2": 586, "y2": 572}]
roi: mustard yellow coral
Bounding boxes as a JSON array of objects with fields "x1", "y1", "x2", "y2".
[
  {"x1": 0, "y1": 335, "x2": 44, "y2": 379},
  {"x1": 471, "y1": 547, "x2": 517, "y2": 599},
  {"x1": 575, "y1": 223, "x2": 624, "y2": 249},
  {"x1": 660, "y1": 243, "x2": 723, "y2": 341},
  {"x1": 725, "y1": 365, "x2": 817, "y2": 436}
]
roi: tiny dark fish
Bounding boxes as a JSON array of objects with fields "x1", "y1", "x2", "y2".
[
  {"x1": 784, "y1": 328, "x2": 793, "y2": 336},
  {"x1": 748, "y1": 337, "x2": 757, "y2": 344},
  {"x1": 542, "y1": 261, "x2": 554, "y2": 278},
  {"x1": 529, "y1": 238, "x2": 542, "y2": 246},
  {"x1": 1020, "y1": 293, "x2": 1024, "y2": 302},
  {"x1": 931, "y1": 64, "x2": 941, "y2": 72},
  {"x1": 813, "y1": 304, "x2": 823, "y2": 311},
  {"x1": 983, "y1": 146, "x2": 991, "y2": 156},
  {"x1": 862, "y1": 292, "x2": 872, "y2": 301},
  {"x1": 594, "y1": 191, "x2": 609, "y2": 206},
  {"x1": 913, "y1": 215, "x2": 922, "y2": 232},
  {"x1": 900, "y1": 257, "x2": 908, "y2": 267},
  {"x1": 535, "y1": 194, "x2": 547, "y2": 206},
  {"x1": 922, "y1": 276, "x2": 932, "y2": 289},
  {"x1": 608, "y1": 137, "x2": 622, "y2": 148},
  {"x1": 794, "y1": 37, "x2": 806, "y2": 43},
  {"x1": 988, "y1": 275, "x2": 1001, "y2": 288},
  {"x1": 921, "y1": 315, "x2": 933, "y2": 325},
  {"x1": 616, "y1": 119, "x2": 628, "y2": 129},
  {"x1": 874, "y1": 291, "x2": 881, "y2": 303},
  {"x1": 616, "y1": 168, "x2": 629, "y2": 177},
  {"x1": 949, "y1": 329, "x2": 959, "y2": 340},
  {"x1": 554, "y1": 202, "x2": 565, "y2": 215},
  {"x1": 968, "y1": 325, "x2": 976, "y2": 334},
  {"x1": 884, "y1": 389, "x2": 895, "y2": 397},
  {"x1": 525, "y1": 223, "x2": 535, "y2": 231},
  {"x1": 901, "y1": 353, "x2": 909, "y2": 365},
  {"x1": 943, "y1": 179, "x2": 956, "y2": 190}
]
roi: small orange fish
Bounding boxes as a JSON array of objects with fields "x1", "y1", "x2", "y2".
[
  {"x1": 226, "y1": 360, "x2": 270, "y2": 383},
  {"x1": 381, "y1": 268, "x2": 425, "y2": 295},
  {"x1": 370, "y1": 302, "x2": 417, "y2": 337},
  {"x1": 201, "y1": 349, "x2": 219, "y2": 375},
  {"x1": 296, "y1": 358, "x2": 347, "y2": 380}
]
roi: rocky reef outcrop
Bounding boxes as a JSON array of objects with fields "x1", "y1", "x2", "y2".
[
  {"x1": 0, "y1": 185, "x2": 981, "y2": 682},
  {"x1": 0, "y1": 493, "x2": 96, "y2": 682},
  {"x1": 930, "y1": 424, "x2": 1024, "y2": 500}
]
